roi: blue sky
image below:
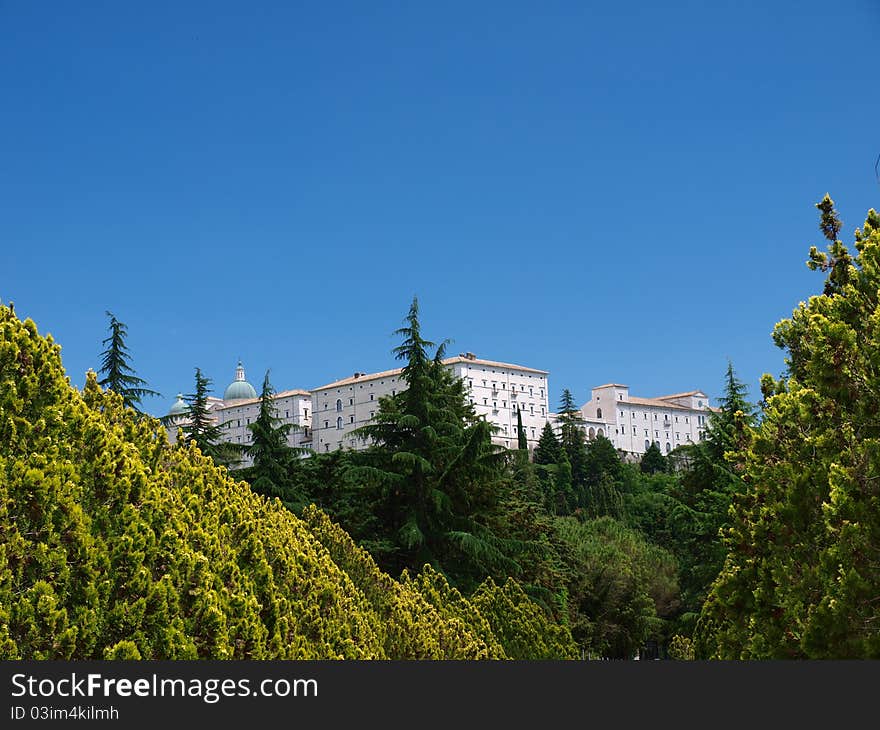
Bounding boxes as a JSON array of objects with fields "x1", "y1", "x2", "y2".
[{"x1": 2, "y1": 1, "x2": 878, "y2": 417}]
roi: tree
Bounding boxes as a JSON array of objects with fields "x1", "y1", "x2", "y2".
[
  {"x1": 557, "y1": 389, "x2": 588, "y2": 488},
  {"x1": 97, "y1": 311, "x2": 159, "y2": 412},
  {"x1": 348, "y1": 297, "x2": 519, "y2": 590},
  {"x1": 182, "y1": 368, "x2": 239, "y2": 467},
  {"x1": 697, "y1": 199, "x2": 880, "y2": 658},
  {"x1": 533, "y1": 422, "x2": 562, "y2": 466},
  {"x1": 242, "y1": 371, "x2": 306, "y2": 511},
  {"x1": 640, "y1": 442, "x2": 668, "y2": 474},
  {"x1": 516, "y1": 407, "x2": 528, "y2": 451},
  {"x1": 0, "y1": 301, "x2": 578, "y2": 659}
]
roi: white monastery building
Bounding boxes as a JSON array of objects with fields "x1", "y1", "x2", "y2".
[
  {"x1": 580, "y1": 383, "x2": 714, "y2": 457},
  {"x1": 165, "y1": 361, "x2": 313, "y2": 467},
  {"x1": 164, "y1": 360, "x2": 714, "y2": 464},
  {"x1": 310, "y1": 352, "x2": 550, "y2": 453}
]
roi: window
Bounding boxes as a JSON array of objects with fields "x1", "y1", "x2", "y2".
[
  {"x1": 323, "y1": 402, "x2": 328, "y2": 410},
  {"x1": 370, "y1": 411, "x2": 374, "y2": 418},
  {"x1": 336, "y1": 399, "x2": 342, "y2": 412},
  {"x1": 597, "y1": 407, "x2": 603, "y2": 419},
  {"x1": 540, "y1": 388, "x2": 544, "y2": 397},
  {"x1": 336, "y1": 417, "x2": 343, "y2": 430},
  {"x1": 285, "y1": 411, "x2": 289, "y2": 418},
  {"x1": 503, "y1": 400, "x2": 507, "y2": 408},
  {"x1": 305, "y1": 409, "x2": 309, "y2": 419},
  {"x1": 370, "y1": 393, "x2": 374, "y2": 401},
  {"x1": 483, "y1": 398, "x2": 488, "y2": 405},
  {"x1": 531, "y1": 428, "x2": 535, "y2": 437},
  {"x1": 237, "y1": 419, "x2": 241, "y2": 427},
  {"x1": 493, "y1": 401, "x2": 497, "y2": 408},
  {"x1": 324, "y1": 420, "x2": 329, "y2": 428},
  {"x1": 529, "y1": 387, "x2": 533, "y2": 396},
  {"x1": 645, "y1": 440, "x2": 650, "y2": 450},
  {"x1": 633, "y1": 427, "x2": 636, "y2": 434},
  {"x1": 698, "y1": 400, "x2": 704, "y2": 408},
  {"x1": 530, "y1": 405, "x2": 534, "y2": 415},
  {"x1": 541, "y1": 407, "x2": 545, "y2": 416},
  {"x1": 349, "y1": 398, "x2": 353, "y2": 405},
  {"x1": 349, "y1": 415, "x2": 354, "y2": 424},
  {"x1": 618, "y1": 394, "x2": 623, "y2": 400},
  {"x1": 325, "y1": 444, "x2": 330, "y2": 452},
  {"x1": 665, "y1": 442, "x2": 671, "y2": 453}
]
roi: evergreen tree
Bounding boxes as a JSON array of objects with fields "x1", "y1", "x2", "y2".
[
  {"x1": 640, "y1": 442, "x2": 668, "y2": 474},
  {"x1": 182, "y1": 368, "x2": 239, "y2": 467},
  {"x1": 516, "y1": 407, "x2": 528, "y2": 451},
  {"x1": 697, "y1": 199, "x2": 880, "y2": 658},
  {"x1": 349, "y1": 297, "x2": 519, "y2": 589},
  {"x1": 533, "y1": 422, "x2": 562, "y2": 465},
  {"x1": 557, "y1": 389, "x2": 588, "y2": 488},
  {"x1": 243, "y1": 371, "x2": 306, "y2": 511},
  {"x1": 0, "y1": 301, "x2": 578, "y2": 659},
  {"x1": 97, "y1": 311, "x2": 159, "y2": 412}
]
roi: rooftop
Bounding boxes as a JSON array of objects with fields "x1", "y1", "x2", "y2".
[{"x1": 313, "y1": 355, "x2": 548, "y2": 391}]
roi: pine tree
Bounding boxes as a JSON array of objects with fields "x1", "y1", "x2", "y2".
[
  {"x1": 243, "y1": 371, "x2": 306, "y2": 511},
  {"x1": 348, "y1": 297, "x2": 519, "y2": 589},
  {"x1": 533, "y1": 422, "x2": 562, "y2": 465},
  {"x1": 697, "y1": 199, "x2": 880, "y2": 658},
  {"x1": 182, "y1": 368, "x2": 239, "y2": 467},
  {"x1": 516, "y1": 407, "x2": 528, "y2": 451},
  {"x1": 97, "y1": 311, "x2": 159, "y2": 412},
  {"x1": 640, "y1": 442, "x2": 668, "y2": 474},
  {"x1": 557, "y1": 389, "x2": 588, "y2": 488}
]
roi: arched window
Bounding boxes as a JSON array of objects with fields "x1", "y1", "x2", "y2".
[
  {"x1": 596, "y1": 407, "x2": 602, "y2": 419},
  {"x1": 665, "y1": 442, "x2": 671, "y2": 453},
  {"x1": 588, "y1": 427, "x2": 596, "y2": 439},
  {"x1": 336, "y1": 399, "x2": 343, "y2": 411},
  {"x1": 336, "y1": 417, "x2": 343, "y2": 430},
  {"x1": 645, "y1": 440, "x2": 650, "y2": 451},
  {"x1": 597, "y1": 428, "x2": 604, "y2": 437}
]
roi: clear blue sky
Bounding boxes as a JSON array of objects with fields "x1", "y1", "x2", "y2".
[{"x1": 2, "y1": 1, "x2": 878, "y2": 417}]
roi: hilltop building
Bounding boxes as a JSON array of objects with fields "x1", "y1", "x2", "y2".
[
  {"x1": 310, "y1": 352, "x2": 550, "y2": 453},
  {"x1": 580, "y1": 383, "x2": 713, "y2": 457},
  {"x1": 164, "y1": 362, "x2": 312, "y2": 467}
]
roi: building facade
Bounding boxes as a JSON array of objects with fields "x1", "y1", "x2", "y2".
[
  {"x1": 310, "y1": 352, "x2": 550, "y2": 453},
  {"x1": 165, "y1": 362, "x2": 313, "y2": 467},
  {"x1": 580, "y1": 383, "x2": 713, "y2": 457}
]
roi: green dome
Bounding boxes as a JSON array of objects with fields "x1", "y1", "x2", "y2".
[
  {"x1": 224, "y1": 361, "x2": 257, "y2": 402},
  {"x1": 168, "y1": 393, "x2": 188, "y2": 416}
]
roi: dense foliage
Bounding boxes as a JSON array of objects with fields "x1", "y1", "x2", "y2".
[
  {"x1": 0, "y1": 303, "x2": 575, "y2": 659},
  {"x1": 697, "y1": 199, "x2": 880, "y2": 658}
]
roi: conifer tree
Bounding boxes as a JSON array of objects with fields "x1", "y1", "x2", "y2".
[
  {"x1": 533, "y1": 422, "x2": 562, "y2": 466},
  {"x1": 640, "y1": 442, "x2": 668, "y2": 474},
  {"x1": 243, "y1": 371, "x2": 306, "y2": 510},
  {"x1": 516, "y1": 407, "x2": 528, "y2": 451},
  {"x1": 182, "y1": 368, "x2": 239, "y2": 467},
  {"x1": 697, "y1": 199, "x2": 880, "y2": 658},
  {"x1": 97, "y1": 311, "x2": 159, "y2": 412},
  {"x1": 557, "y1": 389, "x2": 588, "y2": 488},
  {"x1": 349, "y1": 297, "x2": 519, "y2": 589}
]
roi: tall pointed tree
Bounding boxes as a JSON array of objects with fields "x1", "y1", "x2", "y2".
[
  {"x1": 557, "y1": 388, "x2": 588, "y2": 488},
  {"x1": 348, "y1": 297, "x2": 519, "y2": 589},
  {"x1": 533, "y1": 422, "x2": 562, "y2": 466},
  {"x1": 182, "y1": 367, "x2": 239, "y2": 467},
  {"x1": 243, "y1": 370, "x2": 306, "y2": 510},
  {"x1": 98, "y1": 311, "x2": 159, "y2": 412},
  {"x1": 516, "y1": 407, "x2": 528, "y2": 451}
]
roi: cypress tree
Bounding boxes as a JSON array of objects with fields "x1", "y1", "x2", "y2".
[
  {"x1": 557, "y1": 388, "x2": 588, "y2": 488},
  {"x1": 516, "y1": 407, "x2": 528, "y2": 451},
  {"x1": 97, "y1": 311, "x2": 159, "y2": 412}
]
